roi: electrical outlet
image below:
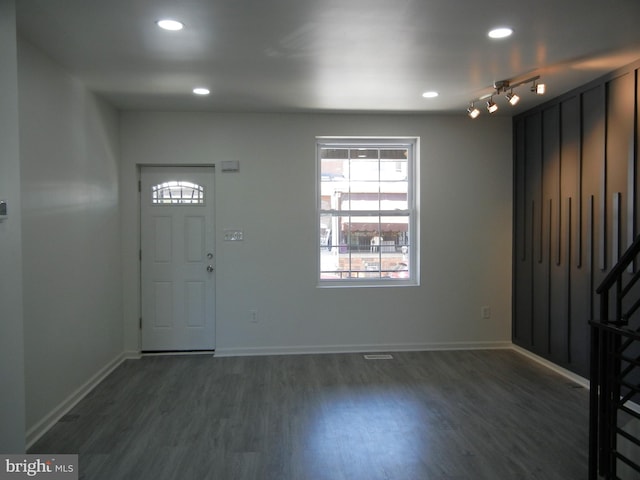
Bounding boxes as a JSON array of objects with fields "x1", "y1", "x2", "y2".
[
  {"x1": 481, "y1": 306, "x2": 491, "y2": 319},
  {"x1": 250, "y1": 310, "x2": 258, "y2": 323}
]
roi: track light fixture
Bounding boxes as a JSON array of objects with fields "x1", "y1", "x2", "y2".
[{"x1": 466, "y1": 75, "x2": 545, "y2": 119}]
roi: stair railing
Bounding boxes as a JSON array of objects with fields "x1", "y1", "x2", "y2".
[{"x1": 591, "y1": 234, "x2": 640, "y2": 479}]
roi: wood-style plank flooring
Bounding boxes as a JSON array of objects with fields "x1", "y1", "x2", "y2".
[{"x1": 29, "y1": 350, "x2": 589, "y2": 479}]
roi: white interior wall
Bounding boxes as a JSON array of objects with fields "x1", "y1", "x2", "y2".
[
  {"x1": 121, "y1": 112, "x2": 513, "y2": 355},
  {"x1": 18, "y1": 39, "x2": 123, "y2": 434},
  {"x1": 0, "y1": 0, "x2": 26, "y2": 453}
]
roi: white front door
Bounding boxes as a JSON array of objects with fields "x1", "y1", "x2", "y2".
[{"x1": 140, "y1": 166, "x2": 215, "y2": 351}]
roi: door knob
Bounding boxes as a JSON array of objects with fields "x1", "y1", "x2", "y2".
[{"x1": 206, "y1": 265, "x2": 214, "y2": 273}]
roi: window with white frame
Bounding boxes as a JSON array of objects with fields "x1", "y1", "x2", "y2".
[{"x1": 317, "y1": 138, "x2": 418, "y2": 286}]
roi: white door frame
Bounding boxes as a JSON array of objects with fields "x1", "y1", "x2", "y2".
[{"x1": 138, "y1": 165, "x2": 216, "y2": 352}]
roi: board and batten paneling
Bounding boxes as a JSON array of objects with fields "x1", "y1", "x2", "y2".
[{"x1": 513, "y1": 60, "x2": 640, "y2": 377}]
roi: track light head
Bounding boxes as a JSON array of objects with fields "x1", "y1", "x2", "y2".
[
  {"x1": 486, "y1": 98, "x2": 498, "y2": 113},
  {"x1": 506, "y1": 90, "x2": 520, "y2": 106},
  {"x1": 532, "y1": 81, "x2": 546, "y2": 95},
  {"x1": 467, "y1": 103, "x2": 480, "y2": 119}
]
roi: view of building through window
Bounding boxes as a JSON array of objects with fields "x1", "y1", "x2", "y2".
[{"x1": 318, "y1": 139, "x2": 416, "y2": 284}]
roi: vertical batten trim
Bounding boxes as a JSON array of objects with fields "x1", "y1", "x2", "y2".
[
  {"x1": 567, "y1": 197, "x2": 573, "y2": 364},
  {"x1": 577, "y1": 92, "x2": 585, "y2": 269},
  {"x1": 547, "y1": 198, "x2": 553, "y2": 354},
  {"x1": 531, "y1": 200, "x2": 536, "y2": 347},
  {"x1": 557, "y1": 195, "x2": 562, "y2": 265},
  {"x1": 539, "y1": 114, "x2": 544, "y2": 265},
  {"x1": 600, "y1": 84, "x2": 609, "y2": 271},
  {"x1": 613, "y1": 192, "x2": 621, "y2": 263},
  {"x1": 598, "y1": 82, "x2": 609, "y2": 271},
  {"x1": 589, "y1": 195, "x2": 596, "y2": 322},
  {"x1": 519, "y1": 119, "x2": 527, "y2": 262},
  {"x1": 538, "y1": 197, "x2": 543, "y2": 264},
  {"x1": 630, "y1": 68, "x2": 639, "y2": 273},
  {"x1": 557, "y1": 106, "x2": 563, "y2": 267},
  {"x1": 599, "y1": 172, "x2": 607, "y2": 271}
]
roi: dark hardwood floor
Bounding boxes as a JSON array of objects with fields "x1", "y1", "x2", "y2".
[{"x1": 29, "y1": 350, "x2": 589, "y2": 479}]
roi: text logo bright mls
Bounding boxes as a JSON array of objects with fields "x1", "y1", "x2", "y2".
[{"x1": 1, "y1": 455, "x2": 77, "y2": 480}]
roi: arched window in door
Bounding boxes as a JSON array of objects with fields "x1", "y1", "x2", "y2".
[{"x1": 151, "y1": 181, "x2": 205, "y2": 205}]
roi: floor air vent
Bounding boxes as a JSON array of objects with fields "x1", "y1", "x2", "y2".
[{"x1": 363, "y1": 354, "x2": 393, "y2": 360}]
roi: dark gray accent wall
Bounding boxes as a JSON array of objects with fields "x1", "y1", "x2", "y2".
[{"x1": 513, "y1": 59, "x2": 640, "y2": 377}]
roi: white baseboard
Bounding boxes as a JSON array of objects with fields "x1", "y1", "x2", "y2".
[
  {"x1": 123, "y1": 350, "x2": 142, "y2": 360},
  {"x1": 25, "y1": 351, "x2": 138, "y2": 449},
  {"x1": 142, "y1": 351, "x2": 214, "y2": 357},
  {"x1": 214, "y1": 340, "x2": 513, "y2": 357},
  {"x1": 510, "y1": 344, "x2": 590, "y2": 389}
]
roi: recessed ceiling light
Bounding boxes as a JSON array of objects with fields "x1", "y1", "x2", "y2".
[
  {"x1": 488, "y1": 27, "x2": 513, "y2": 39},
  {"x1": 156, "y1": 19, "x2": 184, "y2": 31},
  {"x1": 422, "y1": 91, "x2": 439, "y2": 98},
  {"x1": 193, "y1": 87, "x2": 210, "y2": 95}
]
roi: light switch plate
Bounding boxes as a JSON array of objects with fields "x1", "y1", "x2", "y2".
[{"x1": 224, "y1": 229, "x2": 243, "y2": 241}]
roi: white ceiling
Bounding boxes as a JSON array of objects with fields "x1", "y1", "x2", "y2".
[{"x1": 15, "y1": 0, "x2": 640, "y2": 115}]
